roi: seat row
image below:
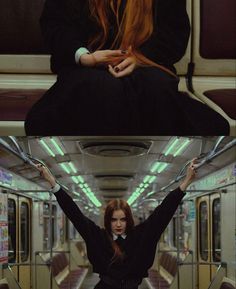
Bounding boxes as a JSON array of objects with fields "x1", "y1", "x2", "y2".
[
  {"x1": 145, "y1": 252, "x2": 178, "y2": 289},
  {"x1": 0, "y1": 279, "x2": 9, "y2": 289},
  {"x1": 48, "y1": 252, "x2": 88, "y2": 289}
]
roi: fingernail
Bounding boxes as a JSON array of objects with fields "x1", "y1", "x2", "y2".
[
  {"x1": 114, "y1": 67, "x2": 120, "y2": 72},
  {"x1": 121, "y1": 50, "x2": 127, "y2": 54}
]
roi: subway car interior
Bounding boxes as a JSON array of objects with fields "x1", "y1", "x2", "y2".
[
  {"x1": 0, "y1": 0, "x2": 235, "y2": 135},
  {"x1": 0, "y1": 136, "x2": 235, "y2": 289}
]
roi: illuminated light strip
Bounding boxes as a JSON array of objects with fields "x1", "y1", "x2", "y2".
[
  {"x1": 148, "y1": 176, "x2": 156, "y2": 184},
  {"x1": 163, "y1": 137, "x2": 179, "y2": 156},
  {"x1": 81, "y1": 187, "x2": 102, "y2": 207},
  {"x1": 71, "y1": 176, "x2": 79, "y2": 184},
  {"x1": 39, "y1": 139, "x2": 55, "y2": 157},
  {"x1": 151, "y1": 162, "x2": 168, "y2": 173},
  {"x1": 50, "y1": 138, "x2": 64, "y2": 156},
  {"x1": 128, "y1": 187, "x2": 146, "y2": 205},
  {"x1": 143, "y1": 175, "x2": 151, "y2": 183},
  {"x1": 77, "y1": 175, "x2": 84, "y2": 183},
  {"x1": 128, "y1": 174, "x2": 157, "y2": 205},
  {"x1": 69, "y1": 162, "x2": 77, "y2": 173},
  {"x1": 157, "y1": 163, "x2": 168, "y2": 173},
  {"x1": 60, "y1": 163, "x2": 70, "y2": 174},
  {"x1": 151, "y1": 162, "x2": 162, "y2": 173},
  {"x1": 173, "y1": 139, "x2": 191, "y2": 156}
]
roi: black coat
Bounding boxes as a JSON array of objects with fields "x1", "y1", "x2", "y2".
[
  {"x1": 25, "y1": 0, "x2": 229, "y2": 135},
  {"x1": 40, "y1": 0, "x2": 190, "y2": 74},
  {"x1": 54, "y1": 187, "x2": 185, "y2": 282}
]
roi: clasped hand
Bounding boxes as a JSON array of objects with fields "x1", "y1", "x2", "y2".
[{"x1": 80, "y1": 49, "x2": 139, "y2": 78}]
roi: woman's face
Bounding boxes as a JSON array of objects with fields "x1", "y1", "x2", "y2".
[{"x1": 111, "y1": 209, "x2": 127, "y2": 235}]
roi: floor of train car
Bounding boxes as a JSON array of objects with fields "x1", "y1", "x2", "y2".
[{"x1": 81, "y1": 272, "x2": 148, "y2": 289}]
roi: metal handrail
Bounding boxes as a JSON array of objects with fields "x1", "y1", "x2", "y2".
[{"x1": 161, "y1": 137, "x2": 236, "y2": 192}]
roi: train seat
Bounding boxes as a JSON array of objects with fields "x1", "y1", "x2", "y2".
[
  {"x1": 0, "y1": 89, "x2": 45, "y2": 121},
  {"x1": 0, "y1": 279, "x2": 9, "y2": 289},
  {"x1": 50, "y1": 252, "x2": 88, "y2": 289},
  {"x1": 190, "y1": 0, "x2": 236, "y2": 133},
  {"x1": 220, "y1": 278, "x2": 236, "y2": 289},
  {"x1": 145, "y1": 252, "x2": 178, "y2": 289}
]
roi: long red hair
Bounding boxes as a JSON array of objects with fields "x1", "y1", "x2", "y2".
[
  {"x1": 88, "y1": 0, "x2": 176, "y2": 77},
  {"x1": 104, "y1": 199, "x2": 134, "y2": 261}
]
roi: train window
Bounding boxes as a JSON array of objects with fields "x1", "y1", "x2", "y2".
[
  {"x1": 43, "y1": 203, "x2": 57, "y2": 250},
  {"x1": 199, "y1": 201, "x2": 208, "y2": 261},
  {"x1": 8, "y1": 198, "x2": 16, "y2": 262},
  {"x1": 20, "y1": 202, "x2": 30, "y2": 262},
  {"x1": 212, "y1": 198, "x2": 221, "y2": 262}
]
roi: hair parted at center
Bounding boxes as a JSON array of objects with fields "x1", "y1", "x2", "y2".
[
  {"x1": 88, "y1": 0, "x2": 176, "y2": 77},
  {"x1": 104, "y1": 199, "x2": 134, "y2": 261}
]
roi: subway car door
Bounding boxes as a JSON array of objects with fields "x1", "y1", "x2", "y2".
[
  {"x1": 197, "y1": 193, "x2": 221, "y2": 289},
  {"x1": 8, "y1": 194, "x2": 31, "y2": 289}
]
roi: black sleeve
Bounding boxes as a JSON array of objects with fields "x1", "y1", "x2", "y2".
[
  {"x1": 40, "y1": 0, "x2": 89, "y2": 73},
  {"x1": 139, "y1": 0, "x2": 190, "y2": 66},
  {"x1": 136, "y1": 187, "x2": 185, "y2": 241},
  {"x1": 54, "y1": 188, "x2": 101, "y2": 242}
]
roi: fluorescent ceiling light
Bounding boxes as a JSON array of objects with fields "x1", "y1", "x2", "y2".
[
  {"x1": 163, "y1": 137, "x2": 191, "y2": 157},
  {"x1": 173, "y1": 139, "x2": 191, "y2": 156},
  {"x1": 143, "y1": 175, "x2": 152, "y2": 183},
  {"x1": 69, "y1": 162, "x2": 77, "y2": 173},
  {"x1": 77, "y1": 176, "x2": 84, "y2": 183},
  {"x1": 148, "y1": 176, "x2": 156, "y2": 184},
  {"x1": 60, "y1": 163, "x2": 70, "y2": 174},
  {"x1": 163, "y1": 138, "x2": 179, "y2": 156},
  {"x1": 50, "y1": 138, "x2": 64, "y2": 156},
  {"x1": 39, "y1": 139, "x2": 55, "y2": 157},
  {"x1": 71, "y1": 176, "x2": 79, "y2": 184},
  {"x1": 151, "y1": 162, "x2": 168, "y2": 173}
]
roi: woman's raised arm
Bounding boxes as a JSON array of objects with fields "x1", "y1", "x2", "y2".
[
  {"x1": 136, "y1": 159, "x2": 197, "y2": 241},
  {"x1": 37, "y1": 164, "x2": 101, "y2": 242}
]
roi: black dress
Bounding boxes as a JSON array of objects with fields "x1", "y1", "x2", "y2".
[
  {"x1": 25, "y1": 0, "x2": 229, "y2": 135},
  {"x1": 54, "y1": 187, "x2": 186, "y2": 289}
]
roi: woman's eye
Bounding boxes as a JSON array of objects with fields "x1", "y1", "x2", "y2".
[{"x1": 121, "y1": 218, "x2": 126, "y2": 222}]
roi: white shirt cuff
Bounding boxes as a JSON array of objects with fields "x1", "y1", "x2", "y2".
[
  {"x1": 75, "y1": 47, "x2": 90, "y2": 64},
  {"x1": 51, "y1": 183, "x2": 61, "y2": 193}
]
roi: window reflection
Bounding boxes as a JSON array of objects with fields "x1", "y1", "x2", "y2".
[
  {"x1": 200, "y1": 201, "x2": 208, "y2": 261},
  {"x1": 212, "y1": 198, "x2": 221, "y2": 262},
  {"x1": 8, "y1": 199, "x2": 16, "y2": 262},
  {"x1": 21, "y1": 202, "x2": 29, "y2": 262}
]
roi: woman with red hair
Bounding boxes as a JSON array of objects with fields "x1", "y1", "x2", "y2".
[
  {"x1": 25, "y1": 0, "x2": 229, "y2": 135},
  {"x1": 38, "y1": 160, "x2": 197, "y2": 289}
]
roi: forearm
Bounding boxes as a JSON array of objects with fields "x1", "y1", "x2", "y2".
[
  {"x1": 180, "y1": 179, "x2": 192, "y2": 192},
  {"x1": 53, "y1": 188, "x2": 100, "y2": 240}
]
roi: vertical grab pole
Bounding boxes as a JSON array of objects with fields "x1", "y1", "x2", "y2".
[
  {"x1": 49, "y1": 191, "x2": 53, "y2": 289},
  {"x1": 176, "y1": 205, "x2": 181, "y2": 289}
]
